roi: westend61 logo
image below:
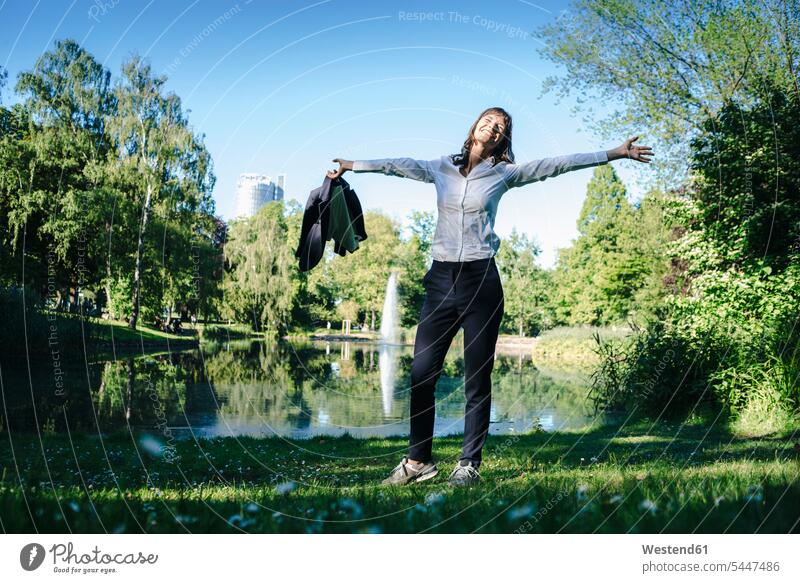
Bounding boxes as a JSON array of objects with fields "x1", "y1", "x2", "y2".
[{"x1": 20, "y1": 542, "x2": 158, "y2": 574}]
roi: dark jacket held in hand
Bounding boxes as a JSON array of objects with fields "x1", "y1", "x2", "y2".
[{"x1": 295, "y1": 175, "x2": 368, "y2": 272}]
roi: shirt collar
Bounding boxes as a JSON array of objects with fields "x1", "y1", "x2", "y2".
[{"x1": 449, "y1": 154, "x2": 496, "y2": 167}]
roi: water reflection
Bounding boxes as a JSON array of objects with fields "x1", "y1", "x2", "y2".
[
  {"x1": 379, "y1": 344, "x2": 400, "y2": 417},
  {"x1": 0, "y1": 339, "x2": 609, "y2": 439}
]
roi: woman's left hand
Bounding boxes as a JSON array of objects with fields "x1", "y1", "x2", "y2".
[{"x1": 613, "y1": 136, "x2": 653, "y2": 163}]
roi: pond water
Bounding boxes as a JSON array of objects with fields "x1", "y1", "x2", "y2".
[{"x1": 0, "y1": 339, "x2": 609, "y2": 439}]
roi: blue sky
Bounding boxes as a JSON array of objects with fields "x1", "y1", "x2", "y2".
[{"x1": 1, "y1": 0, "x2": 651, "y2": 268}]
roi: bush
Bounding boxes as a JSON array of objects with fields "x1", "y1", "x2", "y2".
[
  {"x1": 0, "y1": 289, "x2": 98, "y2": 358},
  {"x1": 589, "y1": 264, "x2": 800, "y2": 421}
]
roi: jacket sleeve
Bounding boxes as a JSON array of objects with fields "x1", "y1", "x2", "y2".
[
  {"x1": 352, "y1": 158, "x2": 437, "y2": 183},
  {"x1": 505, "y1": 150, "x2": 609, "y2": 188}
]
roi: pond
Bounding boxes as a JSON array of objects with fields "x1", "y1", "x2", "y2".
[{"x1": 0, "y1": 339, "x2": 610, "y2": 439}]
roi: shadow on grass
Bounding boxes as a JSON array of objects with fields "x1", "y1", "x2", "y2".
[{"x1": 1, "y1": 416, "x2": 798, "y2": 533}]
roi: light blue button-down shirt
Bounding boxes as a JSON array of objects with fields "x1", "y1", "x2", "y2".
[{"x1": 353, "y1": 150, "x2": 609, "y2": 262}]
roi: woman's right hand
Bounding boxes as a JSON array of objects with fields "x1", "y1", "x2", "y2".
[{"x1": 327, "y1": 158, "x2": 353, "y2": 179}]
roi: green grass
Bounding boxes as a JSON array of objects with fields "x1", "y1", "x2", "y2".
[
  {"x1": 91, "y1": 318, "x2": 194, "y2": 343},
  {"x1": 1, "y1": 419, "x2": 798, "y2": 533},
  {"x1": 196, "y1": 322, "x2": 258, "y2": 341},
  {"x1": 533, "y1": 325, "x2": 632, "y2": 368}
]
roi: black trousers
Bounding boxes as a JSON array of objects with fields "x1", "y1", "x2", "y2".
[{"x1": 408, "y1": 255, "x2": 504, "y2": 466}]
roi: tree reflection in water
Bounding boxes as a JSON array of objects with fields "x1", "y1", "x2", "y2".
[{"x1": 0, "y1": 339, "x2": 609, "y2": 438}]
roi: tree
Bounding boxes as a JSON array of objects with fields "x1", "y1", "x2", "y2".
[
  {"x1": 394, "y1": 210, "x2": 435, "y2": 328},
  {"x1": 688, "y1": 84, "x2": 800, "y2": 271},
  {"x1": 107, "y1": 55, "x2": 214, "y2": 329},
  {"x1": 536, "y1": 0, "x2": 800, "y2": 182},
  {"x1": 552, "y1": 165, "x2": 650, "y2": 325},
  {"x1": 408, "y1": 210, "x2": 435, "y2": 257},
  {"x1": 223, "y1": 201, "x2": 295, "y2": 336},
  {"x1": 6, "y1": 39, "x2": 114, "y2": 306},
  {"x1": 326, "y1": 211, "x2": 405, "y2": 331},
  {"x1": 0, "y1": 66, "x2": 7, "y2": 101},
  {"x1": 496, "y1": 229, "x2": 550, "y2": 336}
]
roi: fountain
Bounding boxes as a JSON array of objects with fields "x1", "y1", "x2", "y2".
[
  {"x1": 379, "y1": 271, "x2": 399, "y2": 344},
  {"x1": 379, "y1": 271, "x2": 400, "y2": 416}
]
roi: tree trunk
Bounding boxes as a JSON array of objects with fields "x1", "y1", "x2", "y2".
[
  {"x1": 104, "y1": 220, "x2": 113, "y2": 317},
  {"x1": 73, "y1": 273, "x2": 81, "y2": 313},
  {"x1": 125, "y1": 357, "x2": 135, "y2": 421},
  {"x1": 371, "y1": 310, "x2": 375, "y2": 331},
  {"x1": 129, "y1": 184, "x2": 152, "y2": 330}
]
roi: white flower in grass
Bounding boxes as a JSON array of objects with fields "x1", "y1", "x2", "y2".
[
  {"x1": 338, "y1": 497, "x2": 363, "y2": 519},
  {"x1": 227, "y1": 514, "x2": 255, "y2": 528},
  {"x1": 424, "y1": 492, "x2": 445, "y2": 506},
  {"x1": 138, "y1": 435, "x2": 166, "y2": 458},
  {"x1": 639, "y1": 499, "x2": 657, "y2": 514},
  {"x1": 175, "y1": 514, "x2": 198, "y2": 525},
  {"x1": 275, "y1": 481, "x2": 297, "y2": 495},
  {"x1": 745, "y1": 485, "x2": 763, "y2": 503},
  {"x1": 507, "y1": 504, "x2": 535, "y2": 520}
]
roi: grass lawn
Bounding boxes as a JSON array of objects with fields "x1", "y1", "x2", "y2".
[
  {"x1": 1, "y1": 419, "x2": 798, "y2": 533},
  {"x1": 91, "y1": 318, "x2": 195, "y2": 343},
  {"x1": 532, "y1": 325, "x2": 632, "y2": 368}
]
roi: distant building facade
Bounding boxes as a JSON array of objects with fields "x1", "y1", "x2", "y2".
[{"x1": 235, "y1": 173, "x2": 286, "y2": 218}]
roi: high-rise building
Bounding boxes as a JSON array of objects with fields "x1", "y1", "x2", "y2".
[{"x1": 234, "y1": 173, "x2": 286, "y2": 218}]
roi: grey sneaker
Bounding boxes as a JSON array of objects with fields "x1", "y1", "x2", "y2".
[
  {"x1": 448, "y1": 460, "x2": 480, "y2": 487},
  {"x1": 381, "y1": 456, "x2": 438, "y2": 486}
]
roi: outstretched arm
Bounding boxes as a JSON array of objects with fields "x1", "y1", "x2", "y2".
[
  {"x1": 327, "y1": 157, "x2": 436, "y2": 183},
  {"x1": 506, "y1": 136, "x2": 653, "y2": 188}
]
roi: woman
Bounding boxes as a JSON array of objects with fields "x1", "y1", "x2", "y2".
[{"x1": 327, "y1": 107, "x2": 653, "y2": 487}]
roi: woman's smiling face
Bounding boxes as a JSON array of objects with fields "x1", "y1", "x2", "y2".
[{"x1": 472, "y1": 111, "x2": 507, "y2": 152}]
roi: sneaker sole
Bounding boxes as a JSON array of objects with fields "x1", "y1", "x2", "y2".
[
  {"x1": 413, "y1": 467, "x2": 439, "y2": 483},
  {"x1": 381, "y1": 467, "x2": 439, "y2": 486}
]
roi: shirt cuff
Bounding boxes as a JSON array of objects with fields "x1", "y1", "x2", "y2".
[{"x1": 352, "y1": 160, "x2": 375, "y2": 172}]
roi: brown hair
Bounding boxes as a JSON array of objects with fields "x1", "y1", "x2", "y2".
[{"x1": 450, "y1": 106, "x2": 515, "y2": 167}]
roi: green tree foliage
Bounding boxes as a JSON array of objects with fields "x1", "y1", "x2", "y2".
[
  {"x1": 408, "y1": 210, "x2": 435, "y2": 256},
  {"x1": 544, "y1": 1, "x2": 800, "y2": 421},
  {"x1": 536, "y1": 0, "x2": 800, "y2": 181},
  {"x1": 326, "y1": 211, "x2": 404, "y2": 330},
  {"x1": 223, "y1": 201, "x2": 295, "y2": 336},
  {"x1": 287, "y1": 209, "x2": 430, "y2": 331},
  {"x1": 0, "y1": 39, "x2": 219, "y2": 341},
  {"x1": 107, "y1": 55, "x2": 215, "y2": 328},
  {"x1": 552, "y1": 165, "x2": 666, "y2": 325},
  {"x1": 395, "y1": 212, "x2": 433, "y2": 328},
  {"x1": 689, "y1": 84, "x2": 800, "y2": 271},
  {"x1": 3, "y1": 39, "x2": 114, "y2": 305},
  {"x1": 0, "y1": 66, "x2": 7, "y2": 100},
  {"x1": 496, "y1": 229, "x2": 550, "y2": 336}
]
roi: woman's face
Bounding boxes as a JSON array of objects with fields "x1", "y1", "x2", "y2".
[{"x1": 472, "y1": 111, "x2": 506, "y2": 152}]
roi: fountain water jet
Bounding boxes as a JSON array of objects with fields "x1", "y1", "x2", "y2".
[{"x1": 379, "y1": 271, "x2": 399, "y2": 344}]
